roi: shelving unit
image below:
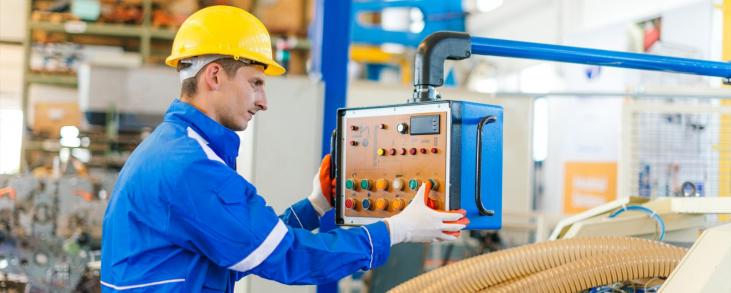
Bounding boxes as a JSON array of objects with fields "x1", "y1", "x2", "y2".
[
  {"x1": 20, "y1": 0, "x2": 174, "y2": 171},
  {"x1": 19, "y1": 0, "x2": 313, "y2": 172}
]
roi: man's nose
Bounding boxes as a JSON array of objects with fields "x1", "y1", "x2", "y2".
[{"x1": 256, "y1": 92, "x2": 268, "y2": 111}]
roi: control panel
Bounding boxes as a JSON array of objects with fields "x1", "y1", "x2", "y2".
[
  {"x1": 336, "y1": 103, "x2": 451, "y2": 225},
  {"x1": 334, "y1": 100, "x2": 503, "y2": 230}
]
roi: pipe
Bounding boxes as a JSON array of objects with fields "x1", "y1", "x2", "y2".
[
  {"x1": 485, "y1": 247, "x2": 686, "y2": 293},
  {"x1": 388, "y1": 237, "x2": 681, "y2": 293},
  {"x1": 470, "y1": 37, "x2": 731, "y2": 80}
]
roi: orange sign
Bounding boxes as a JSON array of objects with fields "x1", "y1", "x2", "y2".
[{"x1": 563, "y1": 162, "x2": 617, "y2": 214}]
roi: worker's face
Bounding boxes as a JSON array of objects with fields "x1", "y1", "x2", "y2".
[{"x1": 214, "y1": 65, "x2": 268, "y2": 131}]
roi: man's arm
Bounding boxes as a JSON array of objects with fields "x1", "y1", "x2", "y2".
[
  {"x1": 167, "y1": 170, "x2": 389, "y2": 285},
  {"x1": 279, "y1": 199, "x2": 320, "y2": 231}
]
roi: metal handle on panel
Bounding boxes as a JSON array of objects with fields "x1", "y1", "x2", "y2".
[
  {"x1": 330, "y1": 130, "x2": 338, "y2": 206},
  {"x1": 475, "y1": 115, "x2": 497, "y2": 216}
]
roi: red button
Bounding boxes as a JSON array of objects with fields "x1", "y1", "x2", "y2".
[
  {"x1": 400, "y1": 148, "x2": 407, "y2": 155},
  {"x1": 420, "y1": 148, "x2": 427, "y2": 154},
  {"x1": 431, "y1": 147, "x2": 438, "y2": 154},
  {"x1": 409, "y1": 148, "x2": 417, "y2": 155},
  {"x1": 426, "y1": 198, "x2": 437, "y2": 209},
  {"x1": 389, "y1": 148, "x2": 397, "y2": 155},
  {"x1": 345, "y1": 198, "x2": 354, "y2": 209}
]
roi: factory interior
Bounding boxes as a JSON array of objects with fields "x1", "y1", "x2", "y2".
[{"x1": 0, "y1": 0, "x2": 730, "y2": 292}]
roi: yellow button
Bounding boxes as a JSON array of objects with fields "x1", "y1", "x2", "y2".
[
  {"x1": 377, "y1": 148, "x2": 386, "y2": 156},
  {"x1": 390, "y1": 198, "x2": 405, "y2": 211},
  {"x1": 374, "y1": 198, "x2": 387, "y2": 210},
  {"x1": 375, "y1": 178, "x2": 389, "y2": 191}
]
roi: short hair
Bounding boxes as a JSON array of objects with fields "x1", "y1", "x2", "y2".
[{"x1": 178, "y1": 58, "x2": 249, "y2": 98}]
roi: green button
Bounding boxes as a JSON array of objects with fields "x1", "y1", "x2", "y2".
[
  {"x1": 360, "y1": 179, "x2": 371, "y2": 190},
  {"x1": 345, "y1": 179, "x2": 355, "y2": 190},
  {"x1": 408, "y1": 179, "x2": 419, "y2": 190}
]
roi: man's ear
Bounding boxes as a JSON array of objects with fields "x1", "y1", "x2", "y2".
[{"x1": 202, "y1": 63, "x2": 223, "y2": 91}]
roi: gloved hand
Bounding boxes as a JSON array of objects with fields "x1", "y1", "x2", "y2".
[
  {"x1": 385, "y1": 182, "x2": 469, "y2": 245},
  {"x1": 307, "y1": 154, "x2": 336, "y2": 216}
]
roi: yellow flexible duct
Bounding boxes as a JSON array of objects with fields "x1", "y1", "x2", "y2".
[
  {"x1": 389, "y1": 237, "x2": 680, "y2": 293},
  {"x1": 484, "y1": 247, "x2": 686, "y2": 293}
]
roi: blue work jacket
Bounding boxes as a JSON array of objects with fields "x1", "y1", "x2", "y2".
[{"x1": 101, "y1": 99, "x2": 390, "y2": 292}]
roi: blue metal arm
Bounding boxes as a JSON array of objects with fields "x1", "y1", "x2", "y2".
[
  {"x1": 412, "y1": 31, "x2": 731, "y2": 102},
  {"x1": 470, "y1": 36, "x2": 731, "y2": 80}
]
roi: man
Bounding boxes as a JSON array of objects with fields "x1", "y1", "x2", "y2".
[{"x1": 101, "y1": 5, "x2": 467, "y2": 292}]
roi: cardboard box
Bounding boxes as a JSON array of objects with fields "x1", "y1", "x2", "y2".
[
  {"x1": 287, "y1": 49, "x2": 308, "y2": 75},
  {"x1": 256, "y1": 0, "x2": 306, "y2": 35},
  {"x1": 33, "y1": 102, "x2": 82, "y2": 137}
]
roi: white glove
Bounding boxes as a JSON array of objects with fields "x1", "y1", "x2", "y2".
[
  {"x1": 307, "y1": 155, "x2": 334, "y2": 216},
  {"x1": 384, "y1": 183, "x2": 468, "y2": 245},
  {"x1": 307, "y1": 172, "x2": 331, "y2": 216}
]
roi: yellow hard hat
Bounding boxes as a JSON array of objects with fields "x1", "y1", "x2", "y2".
[{"x1": 165, "y1": 5, "x2": 285, "y2": 76}]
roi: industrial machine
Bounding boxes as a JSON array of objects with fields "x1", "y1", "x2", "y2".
[
  {"x1": 334, "y1": 29, "x2": 731, "y2": 231},
  {"x1": 370, "y1": 31, "x2": 731, "y2": 292},
  {"x1": 334, "y1": 33, "x2": 504, "y2": 230}
]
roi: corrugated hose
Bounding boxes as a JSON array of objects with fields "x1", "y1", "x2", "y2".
[{"x1": 389, "y1": 237, "x2": 686, "y2": 293}]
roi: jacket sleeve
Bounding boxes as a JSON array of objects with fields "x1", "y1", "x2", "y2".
[
  {"x1": 279, "y1": 199, "x2": 320, "y2": 231},
  {"x1": 166, "y1": 165, "x2": 390, "y2": 285}
]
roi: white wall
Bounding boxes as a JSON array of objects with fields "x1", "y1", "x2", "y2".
[
  {"x1": 0, "y1": 45, "x2": 23, "y2": 109},
  {"x1": 235, "y1": 76, "x2": 323, "y2": 293},
  {"x1": 0, "y1": 0, "x2": 26, "y2": 42}
]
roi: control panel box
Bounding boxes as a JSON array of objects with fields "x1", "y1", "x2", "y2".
[{"x1": 334, "y1": 100, "x2": 503, "y2": 230}]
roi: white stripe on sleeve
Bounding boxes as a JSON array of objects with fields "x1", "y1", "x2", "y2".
[{"x1": 229, "y1": 220, "x2": 288, "y2": 272}]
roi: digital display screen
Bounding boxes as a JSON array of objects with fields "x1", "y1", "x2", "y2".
[{"x1": 410, "y1": 115, "x2": 440, "y2": 135}]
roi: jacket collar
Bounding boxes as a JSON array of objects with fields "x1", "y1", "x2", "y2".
[{"x1": 163, "y1": 99, "x2": 240, "y2": 168}]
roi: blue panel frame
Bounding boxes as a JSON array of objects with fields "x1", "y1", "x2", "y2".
[{"x1": 456, "y1": 101, "x2": 503, "y2": 230}]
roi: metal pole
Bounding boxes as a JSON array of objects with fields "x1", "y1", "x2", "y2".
[{"x1": 470, "y1": 37, "x2": 731, "y2": 80}]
